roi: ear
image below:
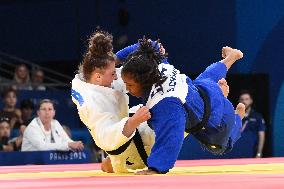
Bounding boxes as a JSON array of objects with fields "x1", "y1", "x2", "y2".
[
  {"x1": 89, "y1": 70, "x2": 103, "y2": 84},
  {"x1": 94, "y1": 72, "x2": 101, "y2": 79},
  {"x1": 95, "y1": 72, "x2": 103, "y2": 85}
]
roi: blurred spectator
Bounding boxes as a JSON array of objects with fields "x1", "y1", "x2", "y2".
[
  {"x1": 20, "y1": 99, "x2": 35, "y2": 126},
  {"x1": 21, "y1": 99, "x2": 84, "y2": 151},
  {"x1": 239, "y1": 90, "x2": 266, "y2": 158},
  {"x1": 0, "y1": 88, "x2": 23, "y2": 129},
  {"x1": 31, "y1": 69, "x2": 46, "y2": 91},
  {"x1": 8, "y1": 125, "x2": 26, "y2": 151},
  {"x1": 12, "y1": 64, "x2": 32, "y2": 90},
  {"x1": 0, "y1": 118, "x2": 13, "y2": 152}
]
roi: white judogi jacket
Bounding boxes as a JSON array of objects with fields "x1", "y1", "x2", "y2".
[
  {"x1": 71, "y1": 69, "x2": 155, "y2": 173},
  {"x1": 21, "y1": 118, "x2": 73, "y2": 151},
  {"x1": 146, "y1": 63, "x2": 188, "y2": 109}
]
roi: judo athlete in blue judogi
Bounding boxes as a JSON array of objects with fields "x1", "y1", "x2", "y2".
[{"x1": 117, "y1": 38, "x2": 245, "y2": 174}]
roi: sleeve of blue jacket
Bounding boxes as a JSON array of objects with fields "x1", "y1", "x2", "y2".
[
  {"x1": 222, "y1": 114, "x2": 242, "y2": 154},
  {"x1": 116, "y1": 41, "x2": 168, "y2": 64},
  {"x1": 147, "y1": 97, "x2": 186, "y2": 173},
  {"x1": 116, "y1": 43, "x2": 139, "y2": 62},
  {"x1": 230, "y1": 114, "x2": 242, "y2": 144}
]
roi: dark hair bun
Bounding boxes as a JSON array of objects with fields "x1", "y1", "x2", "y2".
[
  {"x1": 137, "y1": 37, "x2": 167, "y2": 66},
  {"x1": 88, "y1": 30, "x2": 113, "y2": 57},
  {"x1": 138, "y1": 37, "x2": 158, "y2": 55}
]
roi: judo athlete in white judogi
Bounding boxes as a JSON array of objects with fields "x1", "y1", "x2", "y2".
[{"x1": 71, "y1": 30, "x2": 155, "y2": 173}]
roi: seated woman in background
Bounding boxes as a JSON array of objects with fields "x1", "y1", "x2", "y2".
[
  {"x1": 31, "y1": 69, "x2": 46, "y2": 91},
  {"x1": 0, "y1": 88, "x2": 23, "y2": 129},
  {"x1": 21, "y1": 99, "x2": 84, "y2": 152},
  {"x1": 12, "y1": 64, "x2": 32, "y2": 91}
]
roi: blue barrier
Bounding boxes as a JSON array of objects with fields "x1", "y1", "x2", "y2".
[{"x1": 0, "y1": 150, "x2": 91, "y2": 166}]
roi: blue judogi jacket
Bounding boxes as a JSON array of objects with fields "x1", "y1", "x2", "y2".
[{"x1": 116, "y1": 44, "x2": 242, "y2": 173}]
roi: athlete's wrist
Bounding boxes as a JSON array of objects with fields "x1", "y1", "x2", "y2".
[{"x1": 122, "y1": 118, "x2": 137, "y2": 137}]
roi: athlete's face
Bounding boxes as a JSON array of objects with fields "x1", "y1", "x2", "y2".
[
  {"x1": 100, "y1": 61, "x2": 118, "y2": 87},
  {"x1": 122, "y1": 73, "x2": 143, "y2": 97},
  {"x1": 89, "y1": 61, "x2": 118, "y2": 88}
]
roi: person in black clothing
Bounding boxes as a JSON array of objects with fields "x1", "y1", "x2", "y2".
[{"x1": 239, "y1": 90, "x2": 266, "y2": 158}]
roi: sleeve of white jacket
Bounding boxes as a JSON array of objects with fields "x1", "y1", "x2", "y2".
[
  {"x1": 76, "y1": 103, "x2": 136, "y2": 152},
  {"x1": 23, "y1": 126, "x2": 70, "y2": 151}
]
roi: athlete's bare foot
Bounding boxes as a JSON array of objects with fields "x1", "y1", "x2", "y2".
[
  {"x1": 218, "y1": 78, "x2": 229, "y2": 98},
  {"x1": 101, "y1": 156, "x2": 114, "y2": 173},
  {"x1": 221, "y1": 46, "x2": 243, "y2": 70},
  {"x1": 235, "y1": 103, "x2": 246, "y2": 119},
  {"x1": 222, "y1": 46, "x2": 232, "y2": 59}
]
